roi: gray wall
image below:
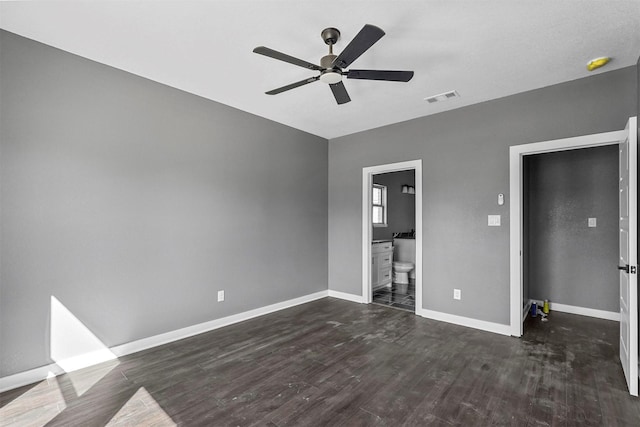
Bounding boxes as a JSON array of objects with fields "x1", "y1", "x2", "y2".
[
  {"x1": 525, "y1": 146, "x2": 619, "y2": 312},
  {"x1": 329, "y1": 65, "x2": 637, "y2": 325},
  {"x1": 0, "y1": 30, "x2": 328, "y2": 377},
  {"x1": 372, "y1": 170, "x2": 415, "y2": 240}
]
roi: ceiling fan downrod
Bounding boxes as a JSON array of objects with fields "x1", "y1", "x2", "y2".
[{"x1": 320, "y1": 27, "x2": 342, "y2": 84}]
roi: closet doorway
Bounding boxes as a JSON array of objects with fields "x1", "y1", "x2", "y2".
[
  {"x1": 523, "y1": 145, "x2": 619, "y2": 322},
  {"x1": 509, "y1": 117, "x2": 638, "y2": 396}
]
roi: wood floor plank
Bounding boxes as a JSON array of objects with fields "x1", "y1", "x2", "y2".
[{"x1": 2, "y1": 298, "x2": 640, "y2": 426}]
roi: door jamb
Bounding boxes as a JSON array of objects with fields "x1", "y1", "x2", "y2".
[
  {"x1": 362, "y1": 160, "x2": 423, "y2": 313},
  {"x1": 509, "y1": 129, "x2": 626, "y2": 337}
]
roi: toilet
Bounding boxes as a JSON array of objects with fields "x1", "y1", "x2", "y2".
[{"x1": 393, "y1": 261, "x2": 414, "y2": 294}]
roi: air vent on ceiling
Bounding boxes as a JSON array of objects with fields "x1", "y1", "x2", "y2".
[{"x1": 425, "y1": 90, "x2": 460, "y2": 103}]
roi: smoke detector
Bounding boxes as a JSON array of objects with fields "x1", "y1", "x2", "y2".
[{"x1": 586, "y1": 57, "x2": 611, "y2": 71}]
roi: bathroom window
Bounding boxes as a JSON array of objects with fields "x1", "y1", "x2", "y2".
[{"x1": 372, "y1": 184, "x2": 387, "y2": 227}]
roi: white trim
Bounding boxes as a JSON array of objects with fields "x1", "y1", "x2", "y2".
[
  {"x1": 54, "y1": 349, "x2": 117, "y2": 373},
  {"x1": 512, "y1": 130, "x2": 626, "y2": 155},
  {"x1": 111, "y1": 290, "x2": 327, "y2": 357},
  {"x1": 362, "y1": 160, "x2": 423, "y2": 314},
  {"x1": 415, "y1": 163, "x2": 423, "y2": 313},
  {"x1": 0, "y1": 365, "x2": 65, "y2": 394},
  {"x1": 418, "y1": 308, "x2": 512, "y2": 336},
  {"x1": 509, "y1": 129, "x2": 626, "y2": 337},
  {"x1": 0, "y1": 290, "x2": 328, "y2": 393},
  {"x1": 625, "y1": 117, "x2": 638, "y2": 396},
  {"x1": 529, "y1": 299, "x2": 620, "y2": 322},
  {"x1": 509, "y1": 147, "x2": 524, "y2": 336},
  {"x1": 328, "y1": 290, "x2": 365, "y2": 303}
]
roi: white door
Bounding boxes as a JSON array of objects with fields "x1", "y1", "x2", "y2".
[{"x1": 619, "y1": 116, "x2": 638, "y2": 396}]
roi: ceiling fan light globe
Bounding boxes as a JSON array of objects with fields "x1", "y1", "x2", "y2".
[{"x1": 320, "y1": 71, "x2": 342, "y2": 84}]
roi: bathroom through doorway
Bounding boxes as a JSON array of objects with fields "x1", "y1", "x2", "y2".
[{"x1": 362, "y1": 160, "x2": 423, "y2": 314}]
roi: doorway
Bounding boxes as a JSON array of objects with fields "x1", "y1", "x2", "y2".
[
  {"x1": 362, "y1": 160, "x2": 423, "y2": 314},
  {"x1": 523, "y1": 146, "x2": 620, "y2": 322},
  {"x1": 371, "y1": 169, "x2": 416, "y2": 311},
  {"x1": 509, "y1": 118, "x2": 638, "y2": 396}
]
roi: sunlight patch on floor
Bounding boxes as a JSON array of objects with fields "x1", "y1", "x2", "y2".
[
  {"x1": 0, "y1": 378, "x2": 66, "y2": 426},
  {"x1": 50, "y1": 295, "x2": 119, "y2": 396},
  {"x1": 106, "y1": 387, "x2": 177, "y2": 426},
  {"x1": 62, "y1": 359, "x2": 121, "y2": 398}
]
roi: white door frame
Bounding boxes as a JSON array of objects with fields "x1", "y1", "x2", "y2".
[
  {"x1": 509, "y1": 129, "x2": 626, "y2": 337},
  {"x1": 362, "y1": 160, "x2": 423, "y2": 313}
]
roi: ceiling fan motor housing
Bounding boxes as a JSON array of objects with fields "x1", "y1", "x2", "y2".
[
  {"x1": 320, "y1": 54, "x2": 338, "y2": 69},
  {"x1": 320, "y1": 54, "x2": 342, "y2": 84}
]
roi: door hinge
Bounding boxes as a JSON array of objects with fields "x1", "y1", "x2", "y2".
[{"x1": 631, "y1": 266, "x2": 637, "y2": 274}]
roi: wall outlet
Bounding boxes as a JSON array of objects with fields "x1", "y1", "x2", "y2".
[
  {"x1": 453, "y1": 289, "x2": 461, "y2": 300},
  {"x1": 488, "y1": 215, "x2": 501, "y2": 226},
  {"x1": 588, "y1": 217, "x2": 597, "y2": 227},
  {"x1": 217, "y1": 290, "x2": 225, "y2": 302}
]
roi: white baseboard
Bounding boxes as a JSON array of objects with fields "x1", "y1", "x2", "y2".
[
  {"x1": 0, "y1": 290, "x2": 328, "y2": 393},
  {"x1": 530, "y1": 299, "x2": 619, "y2": 322},
  {"x1": 331, "y1": 292, "x2": 509, "y2": 336},
  {"x1": 112, "y1": 290, "x2": 328, "y2": 357},
  {"x1": 418, "y1": 308, "x2": 511, "y2": 336},
  {"x1": 327, "y1": 290, "x2": 365, "y2": 303},
  {"x1": 0, "y1": 365, "x2": 65, "y2": 394}
]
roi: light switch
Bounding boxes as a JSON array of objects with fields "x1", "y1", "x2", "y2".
[
  {"x1": 498, "y1": 193, "x2": 504, "y2": 206},
  {"x1": 488, "y1": 215, "x2": 501, "y2": 226},
  {"x1": 588, "y1": 218, "x2": 597, "y2": 227}
]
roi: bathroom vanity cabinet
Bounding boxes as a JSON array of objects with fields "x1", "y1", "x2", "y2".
[{"x1": 371, "y1": 241, "x2": 393, "y2": 290}]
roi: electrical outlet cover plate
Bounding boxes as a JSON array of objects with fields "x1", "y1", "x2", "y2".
[
  {"x1": 453, "y1": 289, "x2": 461, "y2": 300},
  {"x1": 217, "y1": 290, "x2": 225, "y2": 302}
]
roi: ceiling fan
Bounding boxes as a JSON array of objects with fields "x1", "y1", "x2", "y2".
[{"x1": 253, "y1": 24, "x2": 414, "y2": 105}]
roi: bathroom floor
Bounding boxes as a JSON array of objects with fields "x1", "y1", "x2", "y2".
[{"x1": 372, "y1": 282, "x2": 415, "y2": 312}]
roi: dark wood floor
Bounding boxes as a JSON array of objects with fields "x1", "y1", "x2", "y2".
[{"x1": 1, "y1": 298, "x2": 639, "y2": 426}]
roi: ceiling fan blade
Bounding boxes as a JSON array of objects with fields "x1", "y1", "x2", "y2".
[
  {"x1": 265, "y1": 76, "x2": 320, "y2": 95},
  {"x1": 329, "y1": 81, "x2": 351, "y2": 104},
  {"x1": 253, "y1": 46, "x2": 323, "y2": 71},
  {"x1": 332, "y1": 24, "x2": 385, "y2": 69},
  {"x1": 346, "y1": 69, "x2": 414, "y2": 82}
]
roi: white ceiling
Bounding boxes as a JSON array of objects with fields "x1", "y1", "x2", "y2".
[{"x1": 1, "y1": 1, "x2": 639, "y2": 139}]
